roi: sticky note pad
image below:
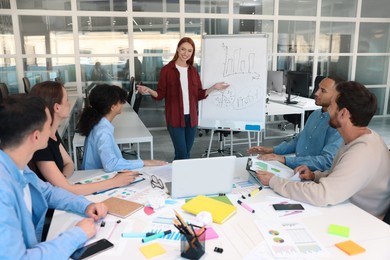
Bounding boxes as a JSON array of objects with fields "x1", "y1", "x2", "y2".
[
  {"x1": 328, "y1": 224, "x2": 350, "y2": 237},
  {"x1": 205, "y1": 227, "x2": 219, "y2": 240},
  {"x1": 335, "y1": 240, "x2": 366, "y2": 255},
  {"x1": 139, "y1": 242, "x2": 166, "y2": 258}
]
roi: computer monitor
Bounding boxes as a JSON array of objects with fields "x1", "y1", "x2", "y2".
[
  {"x1": 285, "y1": 71, "x2": 310, "y2": 104},
  {"x1": 267, "y1": 71, "x2": 283, "y2": 93}
]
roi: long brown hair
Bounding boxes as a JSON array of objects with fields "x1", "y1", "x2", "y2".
[
  {"x1": 30, "y1": 81, "x2": 64, "y2": 120},
  {"x1": 172, "y1": 37, "x2": 195, "y2": 66}
]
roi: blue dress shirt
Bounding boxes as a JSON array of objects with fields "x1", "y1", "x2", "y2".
[
  {"x1": 273, "y1": 109, "x2": 342, "y2": 171},
  {"x1": 81, "y1": 117, "x2": 144, "y2": 172},
  {"x1": 0, "y1": 150, "x2": 91, "y2": 259}
]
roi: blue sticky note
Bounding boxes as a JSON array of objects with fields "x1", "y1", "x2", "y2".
[{"x1": 165, "y1": 199, "x2": 177, "y2": 205}]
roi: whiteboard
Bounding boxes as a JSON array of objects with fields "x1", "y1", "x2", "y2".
[{"x1": 199, "y1": 34, "x2": 267, "y2": 131}]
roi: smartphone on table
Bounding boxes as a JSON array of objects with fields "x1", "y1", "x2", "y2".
[
  {"x1": 70, "y1": 238, "x2": 114, "y2": 260},
  {"x1": 272, "y1": 203, "x2": 305, "y2": 211}
]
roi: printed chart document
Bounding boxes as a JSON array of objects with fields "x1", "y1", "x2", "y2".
[
  {"x1": 249, "y1": 158, "x2": 294, "y2": 179},
  {"x1": 255, "y1": 220, "x2": 327, "y2": 258}
]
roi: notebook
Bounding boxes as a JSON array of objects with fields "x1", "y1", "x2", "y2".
[
  {"x1": 181, "y1": 195, "x2": 236, "y2": 224},
  {"x1": 166, "y1": 156, "x2": 236, "y2": 199},
  {"x1": 102, "y1": 197, "x2": 144, "y2": 218}
]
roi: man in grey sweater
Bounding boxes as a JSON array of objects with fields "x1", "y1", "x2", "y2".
[{"x1": 257, "y1": 81, "x2": 390, "y2": 219}]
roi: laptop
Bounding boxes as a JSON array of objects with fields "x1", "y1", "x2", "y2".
[{"x1": 166, "y1": 156, "x2": 236, "y2": 199}]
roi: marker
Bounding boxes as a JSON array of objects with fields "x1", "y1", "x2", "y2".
[
  {"x1": 142, "y1": 230, "x2": 171, "y2": 243},
  {"x1": 237, "y1": 200, "x2": 255, "y2": 213},
  {"x1": 122, "y1": 232, "x2": 155, "y2": 238},
  {"x1": 248, "y1": 187, "x2": 262, "y2": 197},
  {"x1": 117, "y1": 171, "x2": 143, "y2": 176}
]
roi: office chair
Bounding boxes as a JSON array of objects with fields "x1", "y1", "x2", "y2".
[
  {"x1": 126, "y1": 76, "x2": 135, "y2": 105},
  {"x1": 22, "y1": 77, "x2": 31, "y2": 93},
  {"x1": 122, "y1": 89, "x2": 143, "y2": 156},
  {"x1": 0, "y1": 83, "x2": 9, "y2": 100},
  {"x1": 84, "y1": 82, "x2": 97, "y2": 107},
  {"x1": 55, "y1": 76, "x2": 63, "y2": 84},
  {"x1": 384, "y1": 204, "x2": 390, "y2": 225},
  {"x1": 132, "y1": 92, "x2": 143, "y2": 114}
]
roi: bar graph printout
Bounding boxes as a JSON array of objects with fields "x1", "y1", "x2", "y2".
[
  {"x1": 255, "y1": 220, "x2": 327, "y2": 258},
  {"x1": 249, "y1": 158, "x2": 294, "y2": 179}
]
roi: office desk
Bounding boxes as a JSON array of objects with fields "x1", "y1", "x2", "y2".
[
  {"x1": 48, "y1": 157, "x2": 390, "y2": 259},
  {"x1": 72, "y1": 105, "x2": 153, "y2": 170},
  {"x1": 268, "y1": 92, "x2": 320, "y2": 131}
]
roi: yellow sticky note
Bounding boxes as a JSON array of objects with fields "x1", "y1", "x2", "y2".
[
  {"x1": 139, "y1": 242, "x2": 166, "y2": 258},
  {"x1": 335, "y1": 240, "x2": 366, "y2": 256}
]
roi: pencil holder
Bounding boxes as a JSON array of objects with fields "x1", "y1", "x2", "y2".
[{"x1": 180, "y1": 226, "x2": 206, "y2": 260}]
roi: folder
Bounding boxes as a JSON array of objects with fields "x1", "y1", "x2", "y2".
[
  {"x1": 181, "y1": 195, "x2": 236, "y2": 224},
  {"x1": 102, "y1": 197, "x2": 144, "y2": 218}
]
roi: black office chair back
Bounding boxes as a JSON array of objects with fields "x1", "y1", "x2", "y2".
[
  {"x1": 22, "y1": 77, "x2": 31, "y2": 93},
  {"x1": 55, "y1": 76, "x2": 63, "y2": 84},
  {"x1": 384, "y1": 205, "x2": 390, "y2": 225},
  {"x1": 0, "y1": 83, "x2": 9, "y2": 100},
  {"x1": 84, "y1": 82, "x2": 97, "y2": 107},
  {"x1": 126, "y1": 76, "x2": 135, "y2": 105},
  {"x1": 133, "y1": 92, "x2": 143, "y2": 114}
]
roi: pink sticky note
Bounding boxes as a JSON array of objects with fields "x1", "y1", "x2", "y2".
[{"x1": 196, "y1": 227, "x2": 219, "y2": 241}]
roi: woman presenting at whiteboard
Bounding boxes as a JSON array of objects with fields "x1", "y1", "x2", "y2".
[{"x1": 137, "y1": 37, "x2": 229, "y2": 160}]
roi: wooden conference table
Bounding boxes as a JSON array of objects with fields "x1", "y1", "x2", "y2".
[
  {"x1": 72, "y1": 103, "x2": 154, "y2": 170},
  {"x1": 47, "y1": 157, "x2": 390, "y2": 259}
]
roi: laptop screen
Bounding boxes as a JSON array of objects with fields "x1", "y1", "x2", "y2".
[{"x1": 169, "y1": 156, "x2": 236, "y2": 199}]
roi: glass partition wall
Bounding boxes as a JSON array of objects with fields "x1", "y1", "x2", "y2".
[{"x1": 0, "y1": 0, "x2": 389, "y2": 121}]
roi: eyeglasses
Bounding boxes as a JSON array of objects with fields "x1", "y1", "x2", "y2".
[{"x1": 150, "y1": 175, "x2": 164, "y2": 189}]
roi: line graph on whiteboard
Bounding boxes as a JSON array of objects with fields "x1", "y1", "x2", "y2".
[{"x1": 208, "y1": 43, "x2": 263, "y2": 110}]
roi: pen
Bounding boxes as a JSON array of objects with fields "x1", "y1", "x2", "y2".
[
  {"x1": 121, "y1": 232, "x2": 155, "y2": 238},
  {"x1": 237, "y1": 200, "x2": 255, "y2": 213},
  {"x1": 142, "y1": 230, "x2": 171, "y2": 243},
  {"x1": 174, "y1": 210, "x2": 193, "y2": 235},
  {"x1": 93, "y1": 186, "x2": 118, "y2": 195},
  {"x1": 248, "y1": 187, "x2": 262, "y2": 197},
  {"x1": 117, "y1": 171, "x2": 143, "y2": 176}
]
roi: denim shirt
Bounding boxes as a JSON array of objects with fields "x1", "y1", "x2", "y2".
[
  {"x1": 273, "y1": 109, "x2": 342, "y2": 171},
  {"x1": 0, "y1": 150, "x2": 91, "y2": 260},
  {"x1": 81, "y1": 117, "x2": 144, "y2": 172}
]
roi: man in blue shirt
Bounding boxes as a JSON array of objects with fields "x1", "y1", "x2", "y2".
[
  {"x1": 0, "y1": 95, "x2": 108, "y2": 259},
  {"x1": 248, "y1": 76, "x2": 344, "y2": 171}
]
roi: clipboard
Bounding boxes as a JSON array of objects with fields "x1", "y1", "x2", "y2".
[{"x1": 246, "y1": 158, "x2": 264, "y2": 186}]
